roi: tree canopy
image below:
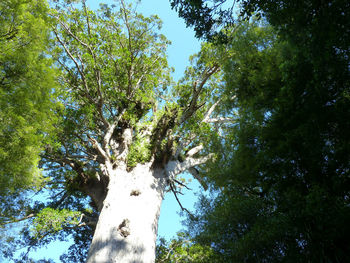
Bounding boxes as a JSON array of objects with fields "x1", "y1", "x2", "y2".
[
  {"x1": 0, "y1": 0, "x2": 57, "y2": 196},
  {"x1": 170, "y1": 0, "x2": 350, "y2": 45},
  {"x1": 169, "y1": 0, "x2": 350, "y2": 262},
  {"x1": 0, "y1": 2, "x2": 60, "y2": 248},
  {"x1": 1, "y1": 0, "x2": 235, "y2": 261},
  {"x1": 1, "y1": 0, "x2": 349, "y2": 261}
]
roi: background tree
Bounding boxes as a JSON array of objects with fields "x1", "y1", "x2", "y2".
[
  {"x1": 0, "y1": 0, "x2": 58, "y2": 243},
  {"x1": 170, "y1": 0, "x2": 350, "y2": 262},
  {"x1": 1, "y1": 0, "x2": 236, "y2": 262},
  {"x1": 0, "y1": 0, "x2": 57, "y2": 196},
  {"x1": 170, "y1": 0, "x2": 350, "y2": 45}
]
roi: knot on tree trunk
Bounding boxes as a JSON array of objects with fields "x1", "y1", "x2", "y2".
[
  {"x1": 130, "y1": 189, "x2": 141, "y2": 196},
  {"x1": 118, "y1": 219, "x2": 130, "y2": 238}
]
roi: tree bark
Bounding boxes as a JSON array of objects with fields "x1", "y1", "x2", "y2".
[{"x1": 86, "y1": 163, "x2": 167, "y2": 263}]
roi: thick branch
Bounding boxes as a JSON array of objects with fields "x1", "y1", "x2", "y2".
[
  {"x1": 180, "y1": 65, "x2": 220, "y2": 124},
  {"x1": 188, "y1": 167, "x2": 208, "y2": 191},
  {"x1": 203, "y1": 97, "x2": 222, "y2": 123},
  {"x1": 87, "y1": 135, "x2": 109, "y2": 161},
  {"x1": 204, "y1": 116, "x2": 236, "y2": 124},
  {"x1": 103, "y1": 109, "x2": 126, "y2": 155},
  {"x1": 114, "y1": 127, "x2": 133, "y2": 164},
  {"x1": 166, "y1": 144, "x2": 213, "y2": 190},
  {"x1": 166, "y1": 153, "x2": 214, "y2": 179},
  {"x1": 203, "y1": 95, "x2": 237, "y2": 123},
  {"x1": 186, "y1": 144, "x2": 204, "y2": 157},
  {"x1": 181, "y1": 154, "x2": 214, "y2": 171}
]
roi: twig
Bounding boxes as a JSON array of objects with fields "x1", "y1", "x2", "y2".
[
  {"x1": 169, "y1": 182, "x2": 195, "y2": 220},
  {"x1": 172, "y1": 178, "x2": 192, "y2": 190},
  {"x1": 1, "y1": 213, "x2": 35, "y2": 226}
]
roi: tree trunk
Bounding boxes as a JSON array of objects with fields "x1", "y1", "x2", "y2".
[{"x1": 86, "y1": 163, "x2": 167, "y2": 263}]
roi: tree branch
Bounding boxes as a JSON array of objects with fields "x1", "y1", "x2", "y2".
[
  {"x1": 181, "y1": 154, "x2": 213, "y2": 190},
  {"x1": 54, "y1": 15, "x2": 108, "y2": 128},
  {"x1": 172, "y1": 178, "x2": 192, "y2": 190},
  {"x1": 174, "y1": 134, "x2": 196, "y2": 159},
  {"x1": 166, "y1": 150, "x2": 214, "y2": 190},
  {"x1": 120, "y1": 0, "x2": 135, "y2": 97},
  {"x1": 181, "y1": 154, "x2": 214, "y2": 171},
  {"x1": 186, "y1": 144, "x2": 204, "y2": 157},
  {"x1": 53, "y1": 29, "x2": 90, "y2": 95},
  {"x1": 87, "y1": 135, "x2": 109, "y2": 161},
  {"x1": 54, "y1": 15, "x2": 92, "y2": 53},
  {"x1": 204, "y1": 116, "x2": 236, "y2": 124},
  {"x1": 169, "y1": 182, "x2": 195, "y2": 220},
  {"x1": 203, "y1": 95, "x2": 237, "y2": 123},
  {"x1": 0, "y1": 213, "x2": 35, "y2": 226},
  {"x1": 179, "y1": 65, "x2": 220, "y2": 124},
  {"x1": 103, "y1": 109, "x2": 126, "y2": 155}
]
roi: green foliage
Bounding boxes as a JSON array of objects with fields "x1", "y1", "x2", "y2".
[
  {"x1": 2, "y1": 1, "x2": 196, "y2": 261},
  {"x1": 10, "y1": 0, "x2": 348, "y2": 262},
  {"x1": 0, "y1": 0, "x2": 58, "y2": 195},
  {"x1": 170, "y1": 0, "x2": 236, "y2": 41},
  {"x1": 46, "y1": 0, "x2": 175, "y2": 175},
  {"x1": 171, "y1": 0, "x2": 350, "y2": 48},
  {"x1": 32, "y1": 207, "x2": 80, "y2": 239},
  {"x1": 127, "y1": 129, "x2": 152, "y2": 168},
  {"x1": 183, "y1": 2, "x2": 350, "y2": 261},
  {"x1": 156, "y1": 233, "x2": 216, "y2": 263},
  {"x1": 51, "y1": 1, "x2": 171, "y2": 127}
]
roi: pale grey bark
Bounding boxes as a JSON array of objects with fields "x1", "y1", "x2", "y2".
[
  {"x1": 86, "y1": 163, "x2": 167, "y2": 263},
  {"x1": 85, "y1": 144, "x2": 213, "y2": 262},
  {"x1": 202, "y1": 95, "x2": 237, "y2": 124}
]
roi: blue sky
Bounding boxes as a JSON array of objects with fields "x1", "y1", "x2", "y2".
[{"x1": 19, "y1": 0, "x2": 204, "y2": 261}]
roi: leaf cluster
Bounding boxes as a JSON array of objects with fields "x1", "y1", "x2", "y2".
[
  {"x1": 156, "y1": 232, "x2": 216, "y2": 263},
  {"x1": 0, "y1": 0, "x2": 59, "y2": 195},
  {"x1": 31, "y1": 207, "x2": 80, "y2": 239}
]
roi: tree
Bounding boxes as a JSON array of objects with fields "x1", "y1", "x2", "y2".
[
  {"x1": 0, "y1": 0, "x2": 57, "y2": 196},
  {"x1": 179, "y1": 2, "x2": 350, "y2": 262},
  {"x1": 1, "y1": 1, "x2": 235, "y2": 262},
  {"x1": 0, "y1": 0, "x2": 59, "y2": 246}
]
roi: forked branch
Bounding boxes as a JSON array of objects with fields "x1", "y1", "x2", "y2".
[
  {"x1": 203, "y1": 95, "x2": 237, "y2": 124},
  {"x1": 169, "y1": 182, "x2": 195, "y2": 220},
  {"x1": 180, "y1": 65, "x2": 220, "y2": 124}
]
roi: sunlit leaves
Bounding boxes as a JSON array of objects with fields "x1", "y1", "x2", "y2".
[
  {"x1": 52, "y1": 2, "x2": 171, "y2": 124},
  {"x1": 156, "y1": 232, "x2": 216, "y2": 263},
  {"x1": 31, "y1": 208, "x2": 80, "y2": 239},
  {"x1": 0, "y1": 0, "x2": 58, "y2": 194}
]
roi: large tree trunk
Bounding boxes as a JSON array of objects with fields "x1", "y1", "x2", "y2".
[{"x1": 86, "y1": 163, "x2": 167, "y2": 263}]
